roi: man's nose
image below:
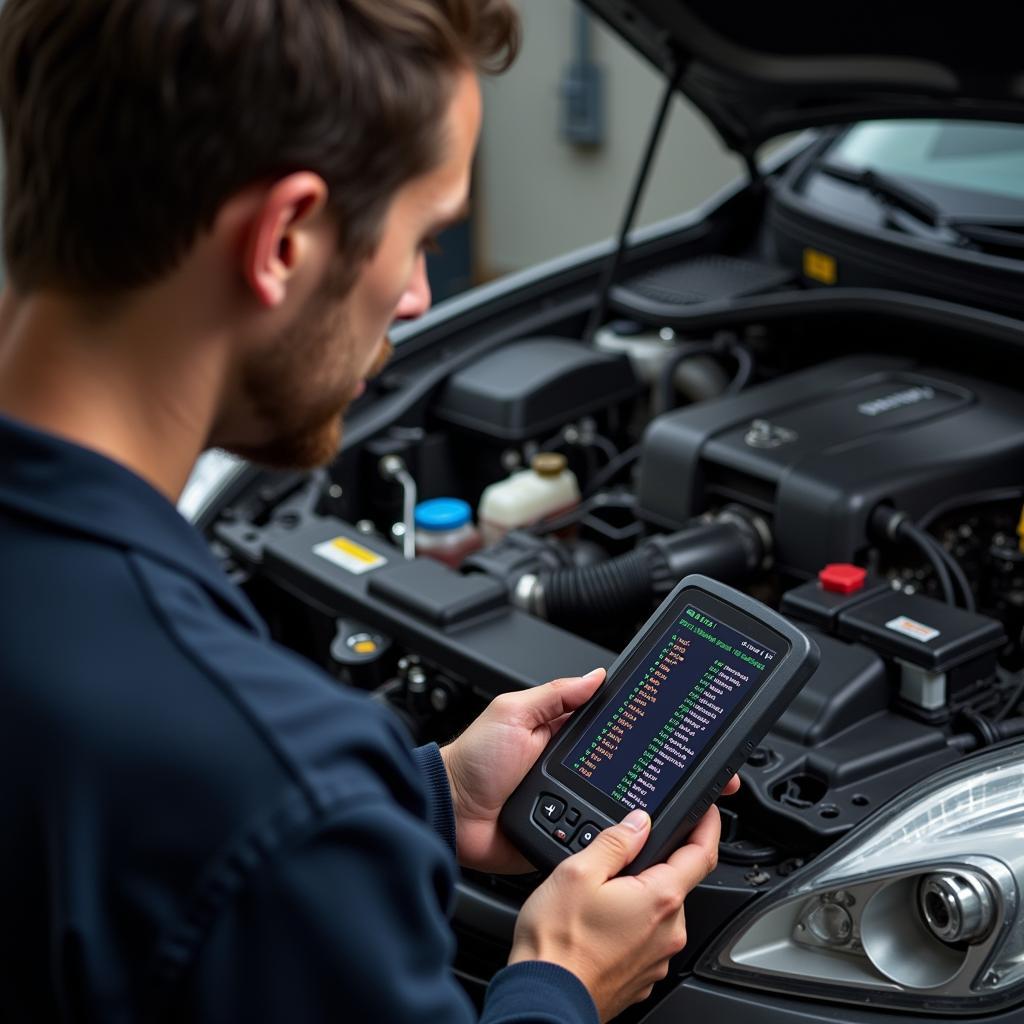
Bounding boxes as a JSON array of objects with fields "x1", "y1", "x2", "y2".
[{"x1": 394, "y1": 253, "x2": 432, "y2": 321}]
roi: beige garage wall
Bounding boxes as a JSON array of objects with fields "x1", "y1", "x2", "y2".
[{"x1": 475, "y1": 0, "x2": 743, "y2": 280}]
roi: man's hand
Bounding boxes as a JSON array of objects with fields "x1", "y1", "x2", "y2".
[
  {"x1": 440, "y1": 669, "x2": 608, "y2": 874},
  {"x1": 510, "y1": 806, "x2": 722, "y2": 1023},
  {"x1": 440, "y1": 670, "x2": 739, "y2": 874}
]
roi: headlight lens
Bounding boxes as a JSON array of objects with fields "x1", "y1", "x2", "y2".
[{"x1": 698, "y1": 742, "x2": 1024, "y2": 1015}]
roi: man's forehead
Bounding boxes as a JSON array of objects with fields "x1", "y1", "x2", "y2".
[
  {"x1": 428, "y1": 71, "x2": 481, "y2": 201},
  {"x1": 396, "y1": 71, "x2": 479, "y2": 222},
  {"x1": 413, "y1": 154, "x2": 474, "y2": 226}
]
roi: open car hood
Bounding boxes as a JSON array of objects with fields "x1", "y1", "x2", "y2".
[{"x1": 581, "y1": 0, "x2": 1024, "y2": 153}]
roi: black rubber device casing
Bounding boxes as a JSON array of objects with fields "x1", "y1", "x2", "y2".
[{"x1": 500, "y1": 575, "x2": 819, "y2": 875}]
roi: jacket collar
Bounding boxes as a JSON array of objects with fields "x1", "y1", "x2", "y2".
[{"x1": 0, "y1": 413, "x2": 266, "y2": 636}]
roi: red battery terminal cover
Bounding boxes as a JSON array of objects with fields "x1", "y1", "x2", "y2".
[{"x1": 818, "y1": 563, "x2": 868, "y2": 595}]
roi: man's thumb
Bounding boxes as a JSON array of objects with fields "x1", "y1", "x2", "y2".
[{"x1": 577, "y1": 810, "x2": 650, "y2": 880}]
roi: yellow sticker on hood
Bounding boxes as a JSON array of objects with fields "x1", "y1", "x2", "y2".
[{"x1": 803, "y1": 248, "x2": 837, "y2": 285}]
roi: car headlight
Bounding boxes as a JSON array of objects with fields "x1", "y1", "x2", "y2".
[{"x1": 697, "y1": 742, "x2": 1024, "y2": 1015}]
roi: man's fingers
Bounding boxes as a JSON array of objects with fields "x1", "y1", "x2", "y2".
[
  {"x1": 542, "y1": 668, "x2": 605, "y2": 715},
  {"x1": 659, "y1": 806, "x2": 723, "y2": 893},
  {"x1": 721, "y1": 773, "x2": 741, "y2": 797},
  {"x1": 684, "y1": 803, "x2": 722, "y2": 864},
  {"x1": 567, "y1": 809, "x2": 649, "y2": 883},
  {"x1": 500, "y1": 668, "x2": 606, "y2": 728},
  {"x1": 546, "y1": 711, "x2": 573, "y2": 738}
]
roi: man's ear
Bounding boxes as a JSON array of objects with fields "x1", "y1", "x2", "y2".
[{"x1": 242, "y1": 172, "x2": 330, "y2": 309}]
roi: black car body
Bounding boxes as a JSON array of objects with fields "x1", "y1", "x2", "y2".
[{"x1": 183, "y1": 4, "x2": 1024, "y2": 1020}]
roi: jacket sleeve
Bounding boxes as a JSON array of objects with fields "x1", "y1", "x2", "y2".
[
  {"x1": 413, "y1": 742, "x2": 457, "y2": 855},
  {"x1": 482, "y1": 963, "x2": 598, "y2": 1024},
  {"x1": 170, "y1": 796, "x2": 596, "y2": 1024}
]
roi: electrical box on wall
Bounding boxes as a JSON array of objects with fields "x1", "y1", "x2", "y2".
[{"x1": 561, "y1": 5, "x2": 605, "y2": 148}]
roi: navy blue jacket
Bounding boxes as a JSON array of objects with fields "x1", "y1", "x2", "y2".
[{"x1": 0, "y1": 414, "x2": 597, "y2": 1024}]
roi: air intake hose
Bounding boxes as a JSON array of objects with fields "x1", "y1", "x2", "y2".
[{"x1": 514, "y1": 507, "x2": 768, "y2": 629}]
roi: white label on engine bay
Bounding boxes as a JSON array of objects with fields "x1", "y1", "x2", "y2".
[
  {"x1": 885, "y1": 616, "x2": 940, "y2": 643},
  {"x1": 314, "y1": 536, "x2": 388, "y2": 575}
]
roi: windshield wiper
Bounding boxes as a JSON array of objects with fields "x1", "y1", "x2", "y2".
[
  {"x1": 946, "y1": 218, "x2": 1024, "y2": 255},
  {"x1": 818, "y1": 162, "x2": 945, "y2": 229},
  {"x1": 816, "y1": 162, "x2": 1024, "y2": 254}
]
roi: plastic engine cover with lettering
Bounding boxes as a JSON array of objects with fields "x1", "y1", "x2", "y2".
[{"x1": 636, "y1": 356, "x2": 1024, "y2": 575}]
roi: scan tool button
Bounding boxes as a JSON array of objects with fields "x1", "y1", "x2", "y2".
[
  {"x1": 566, "y1": 808, "x2": 581, "y2": 826},
  {"x1": 534, "y1": 795, "x2": 566, "y2": 829},
  {"x1": 575, "y1": 824, "x2": 601, "y2": 848},
  {"x1": 553, "y1": 828, "x2": 571, "y2": 844}
]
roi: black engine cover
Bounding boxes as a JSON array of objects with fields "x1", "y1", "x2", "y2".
[{"x1": 636, "y1": 356, "x2": 1024, "y2": 575}]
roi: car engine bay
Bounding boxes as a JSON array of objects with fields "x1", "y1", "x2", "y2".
[{"x1": 200, "y1": 216, "x2": 1024, "y2": 1003}]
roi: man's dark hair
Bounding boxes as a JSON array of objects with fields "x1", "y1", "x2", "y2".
[{"x1": 0, "y1": 0, "x2": 519, "y2": 297}]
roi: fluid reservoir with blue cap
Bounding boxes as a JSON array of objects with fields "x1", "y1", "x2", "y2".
[{"x1": 414, "y1": 498, "x2": 482, "y2": 569}]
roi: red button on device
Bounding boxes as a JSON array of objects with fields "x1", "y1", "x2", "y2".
[{"x1": 819, "y1": 563, "x2": 867, "y2": 595}]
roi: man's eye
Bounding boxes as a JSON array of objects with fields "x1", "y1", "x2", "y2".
[{"x1": 421, "y1": 235, "x2": 443, "y2": 255}]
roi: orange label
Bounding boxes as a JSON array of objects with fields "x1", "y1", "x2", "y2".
[{"x1": 803, "y1": 248, "x2": 837, "y2": 285}]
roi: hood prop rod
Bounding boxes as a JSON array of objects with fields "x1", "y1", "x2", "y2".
[{"x1": 584, "y1": 56, "x2": 686, "y2": 344}]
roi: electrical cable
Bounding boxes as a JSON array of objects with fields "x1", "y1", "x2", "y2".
[
  {"x1": 994, "y1": 671, "x2": 1024, "y2": 723},
  {"x1": 725, "y1": 342, "x2": 756, "y2": 394},
  {"x1": 898, "y1": 521, "x2": 957, "y2": 606},
  {"x1": 946, "y1": 552, "x2": 976, "y2": 612},
  {"x1": 924, "y1": 533, "x2": 976, "y2": 612},
  {"x1": 954, "y1": 709, "x2": 1024, "y2": 751},
  {"x1": 582, "y1": 443, "x2": 642, "y2": 499},
  {"x1": 528, "y1": 491, "x2": 640, "y2": 541},
  {"x1": 584, "y1": 430, "x2": 619, "y2": 464},
  {"x1": 871, "y1": 506, "x2": 976, "y2": 610},
  {"x1": 537, "y1": 429, "x2": 566, "y2": 452},
  {"x1": 540, "y1": 427, "x2": 619, "y2": 465}
]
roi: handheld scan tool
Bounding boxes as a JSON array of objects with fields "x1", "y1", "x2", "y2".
[{"x1": 501, "y1": 575, "x2": 819, "y2": 874}]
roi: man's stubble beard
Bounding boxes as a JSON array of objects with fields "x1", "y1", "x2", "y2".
[{"x1": 230, "y1": 259, "x2": 392, "y2": 470}]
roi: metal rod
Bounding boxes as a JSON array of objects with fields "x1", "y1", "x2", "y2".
[
  {"x1": 584, "y1": 59, "x2": 685, "y2": 344},
  {"x1": 379, "y1": 456, "x2": 417, "y2": 560}
]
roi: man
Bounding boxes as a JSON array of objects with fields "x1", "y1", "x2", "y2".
[{"x1": 0, "y1": 2, "x2": 734, "y2": 1021}]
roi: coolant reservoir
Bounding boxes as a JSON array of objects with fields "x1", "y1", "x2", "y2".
[
  {"x1": 414, "y1": 498, "x2": 482, "y2": 569},
  {"x1": 478, "y1": 453, "x2": 580, "y2": 545}
]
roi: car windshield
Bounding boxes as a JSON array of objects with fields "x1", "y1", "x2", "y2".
[{"x1": 830, "y1": 120, "x2": 1024, "y2": 204}]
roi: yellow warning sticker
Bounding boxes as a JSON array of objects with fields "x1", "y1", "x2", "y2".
[
  {"x1": 803, "y1": 248, "x2": 837, "y2": 286},
  {"x1": 313, "y1": 536, "x2": 388, "y2": 575}
]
